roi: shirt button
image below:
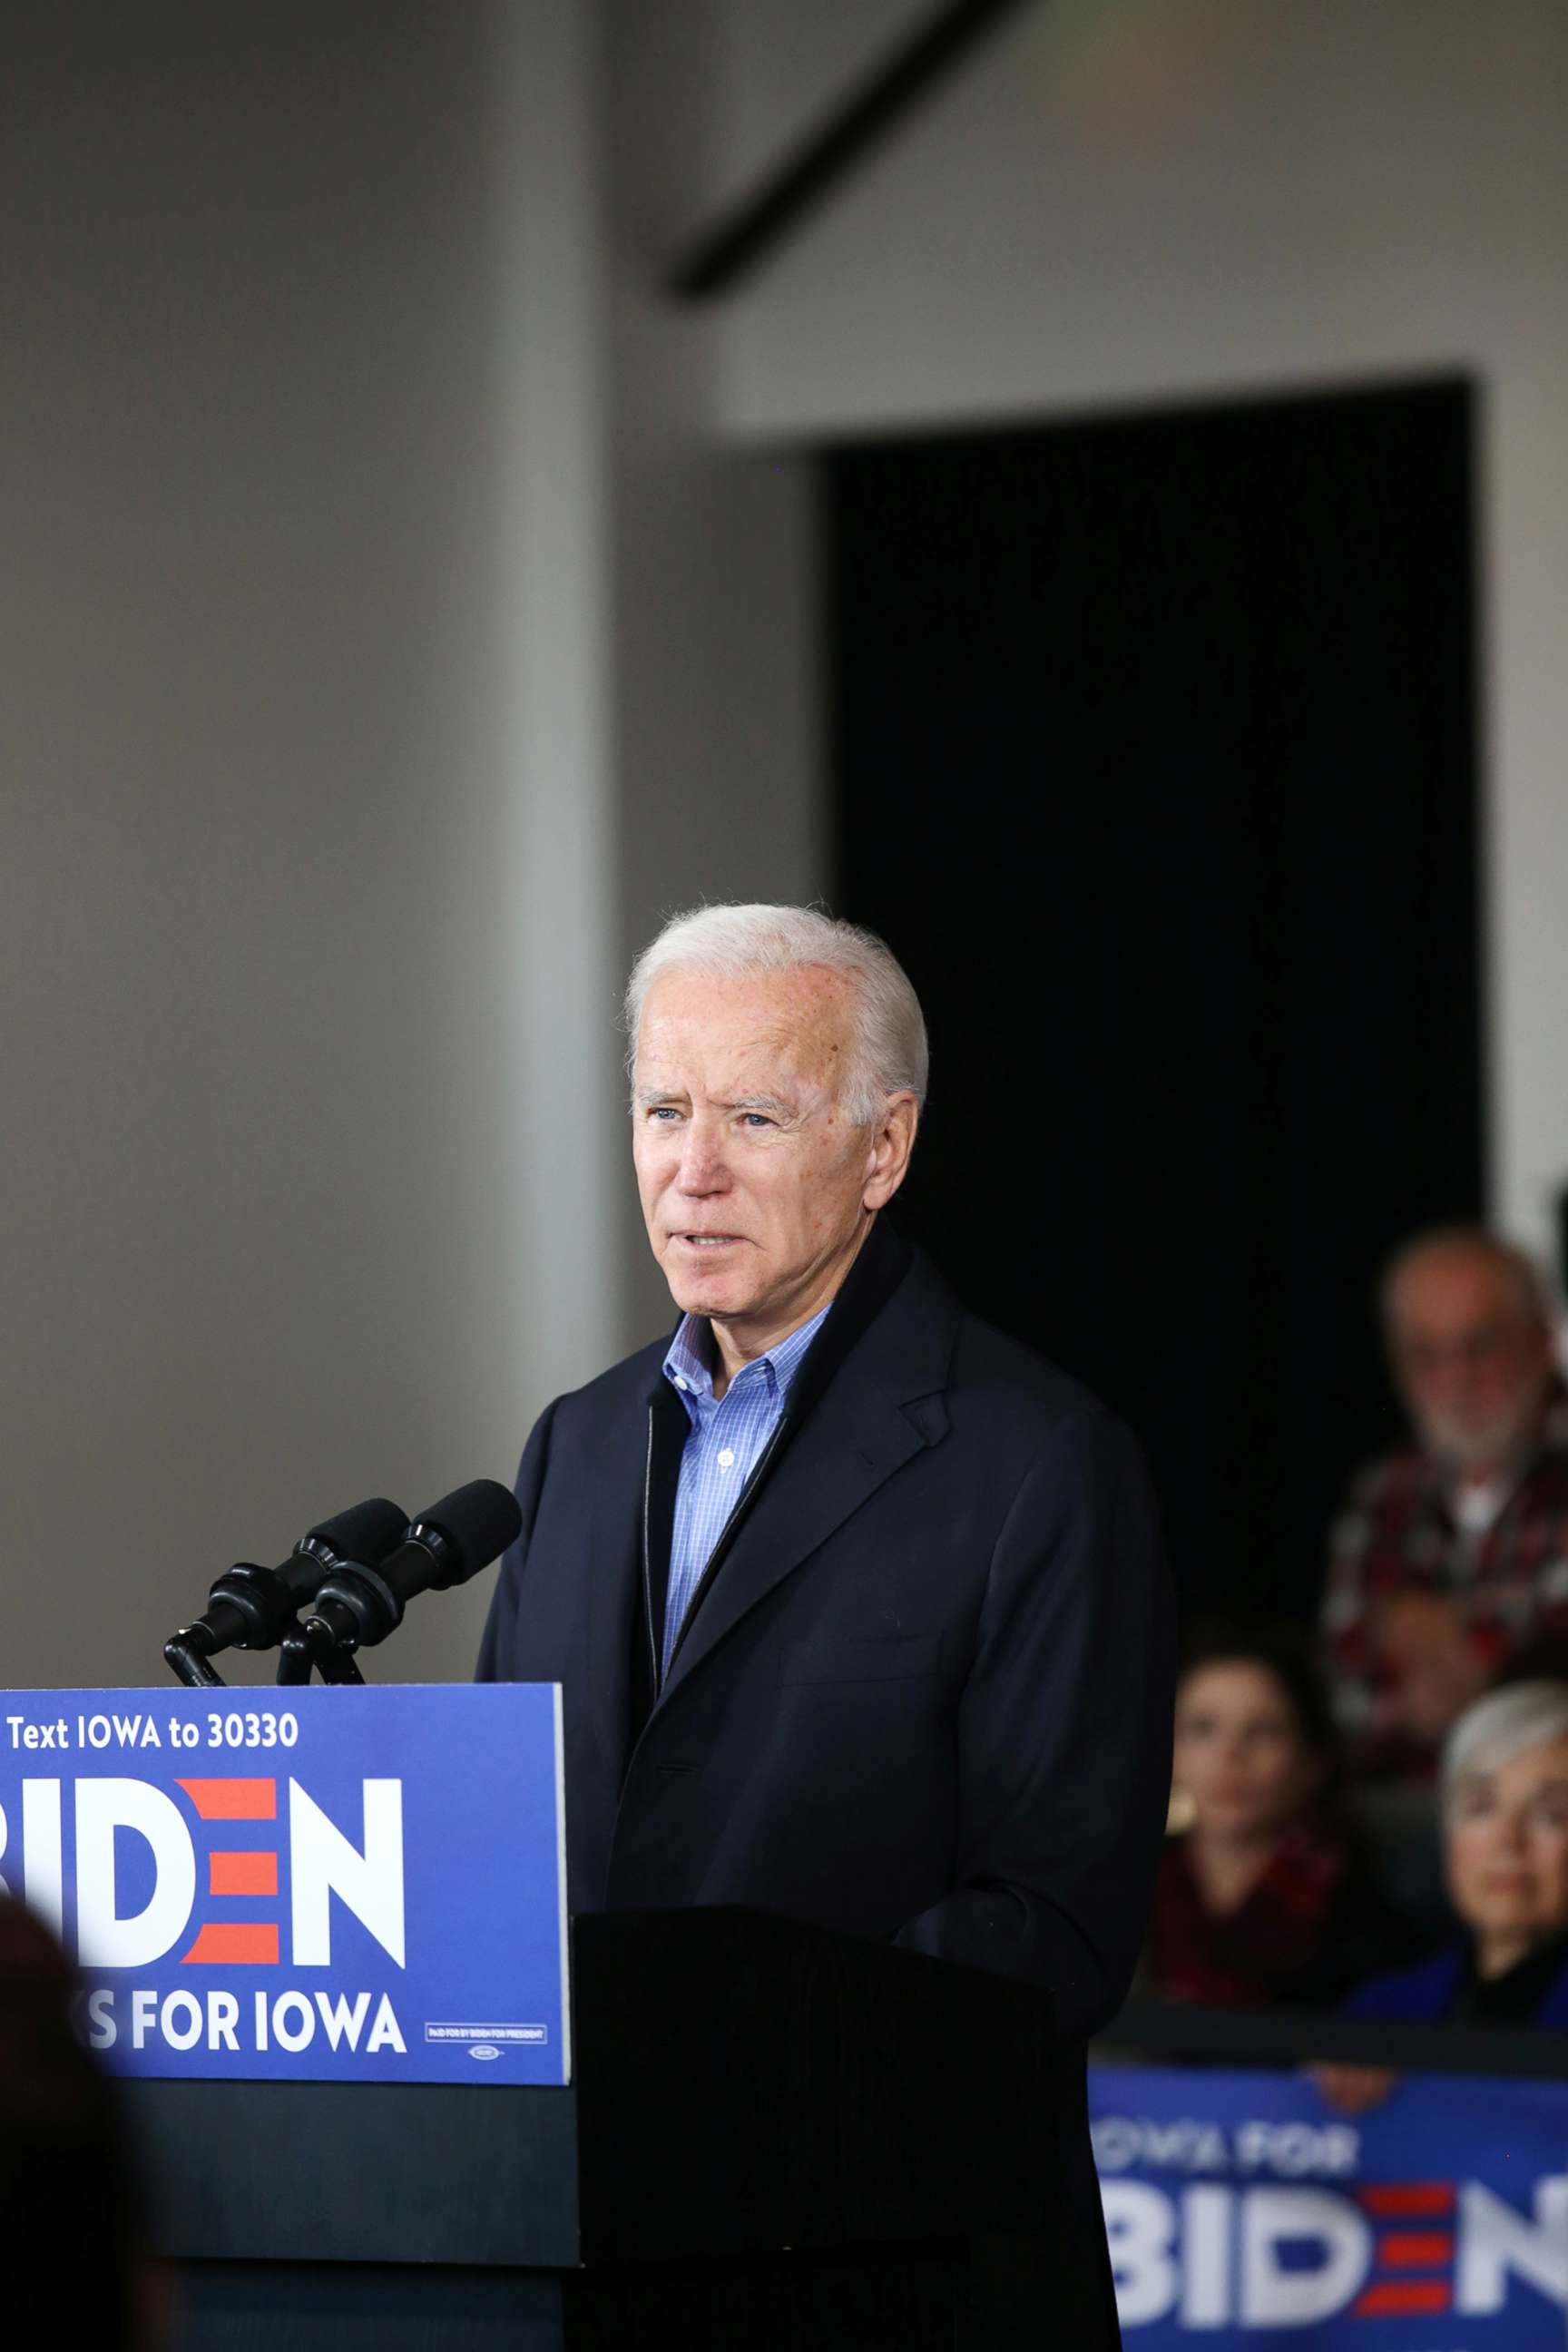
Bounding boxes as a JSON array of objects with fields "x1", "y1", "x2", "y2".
[
  {"x1": 718, "y1": 1447, "x2": 736, "y2": 1469},
  {"x1": 672, "y1": 1375, "x2": 688, "y2": 1391}
]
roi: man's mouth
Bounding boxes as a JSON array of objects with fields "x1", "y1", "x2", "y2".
[{"x1": 673, "y1": 1232, "x2": 744, "y2": 1248}]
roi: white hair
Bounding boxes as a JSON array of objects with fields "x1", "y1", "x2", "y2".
[
  {"x1": 624, "y1": 903, "x2": 928, "y2": 1125},
  {"x1": 1443, "y1": 1680, "x2": 1568, "y2": 1810}
]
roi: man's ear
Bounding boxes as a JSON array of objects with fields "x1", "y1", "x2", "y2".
[{"x1": 862, "y1": 1093, "x2": 919, "y2": 1212}]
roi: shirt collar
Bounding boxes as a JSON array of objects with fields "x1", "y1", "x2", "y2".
[{"x1": 662, "y1": 1301, "x2": 831, "y2": 1410}]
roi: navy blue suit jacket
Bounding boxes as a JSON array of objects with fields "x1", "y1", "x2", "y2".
[{"x1": 477, "y1": 1221, "x2": 1175, "y2": 2043}]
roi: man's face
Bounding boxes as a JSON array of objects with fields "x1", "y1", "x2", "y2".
[
  {"x1": 1387, "y1": 1250, "x2": 1553, "y2": 1475},
  {"x1": 632, "y1": 965, "x2": 906, "y2": 1343}
]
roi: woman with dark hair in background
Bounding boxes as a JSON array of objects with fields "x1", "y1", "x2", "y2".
[{"x1": 1142, "y1": 1623, "x2": 1412, "y2": 2009}]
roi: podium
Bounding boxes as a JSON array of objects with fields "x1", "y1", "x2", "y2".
[
  {"x1": 0, "y1": 1686, "x2": 1101, "y2": 2345},
  {"x1": 127, "y1": 1907, "x2": 1085, "y2": 2349}
]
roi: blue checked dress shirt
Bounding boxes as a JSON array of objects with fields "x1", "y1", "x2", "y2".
[{"x1": 659, "y1": 1303, "x2": 831, "y2": 1681}]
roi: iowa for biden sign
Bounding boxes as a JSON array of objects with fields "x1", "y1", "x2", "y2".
[
  {"x1": 1092, "y1": 2061, "x2": 1568, "y2": 2347},
  {"x1": 0, "y1": 1685, "x2": 568, "y2": 2085}
]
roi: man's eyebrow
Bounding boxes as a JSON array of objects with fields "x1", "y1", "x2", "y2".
[
  {"x1": 631, "y1": 1085, "x2": 799, "y2": 1117},
  {"x1": 722, "y1": 1094, "x2": 796, "y2": 1118}
]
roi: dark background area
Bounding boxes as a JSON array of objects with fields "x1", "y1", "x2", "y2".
[{"x1": 828, "y1": 378, "x2": 1483, "y2": 1623}]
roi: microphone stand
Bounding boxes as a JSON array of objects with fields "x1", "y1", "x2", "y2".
[
  {"x1": 164, "y1": 1629, "x2": 229, "y2": 1690},
  {"x1": 164, "y1": 1613, "x2": 364, "y2": 1690},
  {"x1": 276, "y1": 1620, "x2": 364, "y2": 1687}
]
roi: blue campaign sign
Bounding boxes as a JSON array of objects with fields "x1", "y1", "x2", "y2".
[
  {"x1": 1090, "y1": 2061, "x2": 1568, "y2": 2347},
  {"x1": 0, "y1": 1685, "x2": 568, "y2": 2086}
]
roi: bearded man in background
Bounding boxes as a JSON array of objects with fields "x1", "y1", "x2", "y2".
[{"x1": 1323, "y1": 1229, "x2": 1568, "y2": 1780}]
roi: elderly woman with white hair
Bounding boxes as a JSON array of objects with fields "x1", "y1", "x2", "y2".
[{"x1": 1348, "y1": 1679, "x2": 1568, "y2": 2026}]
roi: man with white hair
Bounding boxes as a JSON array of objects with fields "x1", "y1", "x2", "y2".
[
  {"x1": 479, "y1": 902, "x2": 1172, "y2": 2016},
  {"x1": 1322, "y1": 1228, "x2": 1568, "y2": 1779}
]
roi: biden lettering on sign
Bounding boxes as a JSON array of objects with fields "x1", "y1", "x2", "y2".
[
  {"x1": 0, "y1": 1685, "x2": 568, "y2": 2085},
  {"x1": 1091, "y1": 2062, "x2": 1568, "y2": 2347}
]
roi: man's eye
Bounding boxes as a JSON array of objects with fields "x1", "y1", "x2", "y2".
[
  {"x1": 646, "y1": 1106, "x2": 681, "y2": 1122},
  {"x1": 740, "y1": 1112, "x2": 775, "y2": 1130}
]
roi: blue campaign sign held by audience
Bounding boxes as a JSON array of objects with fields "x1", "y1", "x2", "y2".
[
  {"x1": 0, "y1": 1685, "x2": 568, "y2": 2086},
  {"x1": 1091, "y1": 2061, "x2": 1568, "y2": 2347}
]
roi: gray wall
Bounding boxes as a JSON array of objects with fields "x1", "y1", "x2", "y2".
[
  {"x1": 15, "y1": 0, "x2": 1558, "y2": 1694},
  {"x1": 705, "y1": 0, "x2": 1568, "y2": 1259},
  {"x1": 603, "y1": 0, "x2": 824, "y2": 1338},
  {"x1": 3, "y1": 0, "x2": 622, "y2": 1687}
]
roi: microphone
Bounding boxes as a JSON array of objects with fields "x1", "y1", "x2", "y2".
[
  {"x1": 302, "y1": 1479, "x2": 522, "y2": 1654},
  {"x1": 164, "y1": 1496, "x2": 408, "y2": 1685}
]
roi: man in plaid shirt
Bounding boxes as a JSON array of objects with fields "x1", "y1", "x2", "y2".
[{"x1": 1322, "y1": 1228, "x2": 1568, "y2": 1780}]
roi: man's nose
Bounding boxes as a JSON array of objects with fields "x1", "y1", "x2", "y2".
[
  {"x1": 1421, "y1": 1351, "x2": 1477, "y2": 1409},
  {"x1": 674, "y1": 1122, "x2": 730, "y2": 1191}
]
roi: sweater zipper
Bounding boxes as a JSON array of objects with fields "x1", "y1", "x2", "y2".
[
  {"x1": 604, "y1": 1403, "x2": 666, "y2": 1903},
  {"x1": 641, "y1": 1401, "x2": 659, "y2": 1694}
]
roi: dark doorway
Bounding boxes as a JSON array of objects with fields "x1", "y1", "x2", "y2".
[{"x1": 827, "y1": 378, "x2": 1483, "y2": 1624}]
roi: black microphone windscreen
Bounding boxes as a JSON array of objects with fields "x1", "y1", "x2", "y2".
[
  {"x1": 407, "y1": 1480, "x2": 523, "y2": 1582},
  {"x1": 301, "y1": 1496, "x2": 408, "y2": 1565}
]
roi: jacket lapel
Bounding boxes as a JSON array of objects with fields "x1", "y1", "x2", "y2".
[
  {"x1": 580, "y1": 1425, "x2": 651, "y2": 1788},
  {"x1": 657, "y1": 1391, "x2": 934, "y2": 1700},
  {"x1": 656, "y1": 1244, "x2": 958, "y2": 1703}
]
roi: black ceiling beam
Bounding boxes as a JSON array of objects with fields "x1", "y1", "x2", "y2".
[{"x1": 668, "y1": 0, "x2": 1040, "y2": 302}]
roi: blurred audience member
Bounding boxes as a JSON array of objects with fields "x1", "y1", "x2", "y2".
[
  {"x1": 0, "y1": 1896, "x2": 163, "y2": 2347},
  {"x1": 1318, "y1": 1681, "x2": 1568, "y2": 2113},
  {"x1": 1348, "y1": 1680, "x2": 1568, "y2": 2025},
  {"x1": 1323, "y1": 1229, "x2": 1568, "y2": 1781},
  {"x1": 1143, "y1": 1625, "x2": 1410, "y2": 2008}
]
